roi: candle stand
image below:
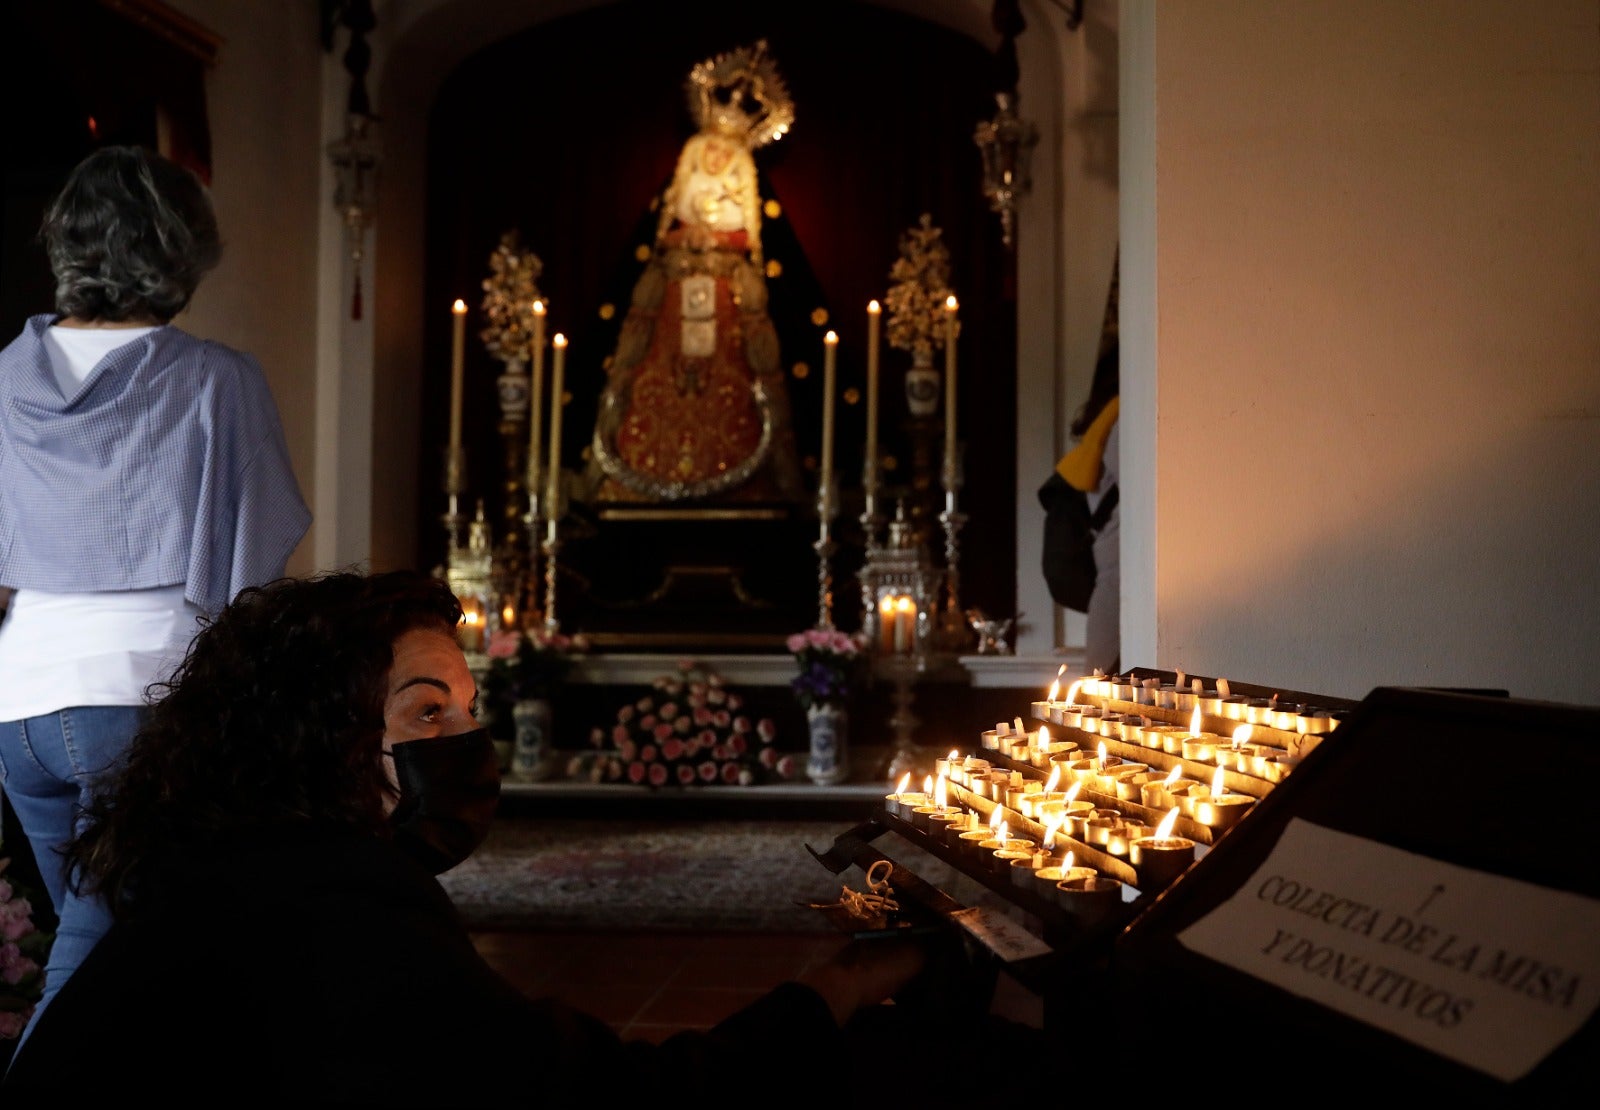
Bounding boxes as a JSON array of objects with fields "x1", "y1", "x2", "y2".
[
  {"x1": 813, "y1": 478, "x2": 839, "y2": 630},
  {"x1": 936, "y1": 452, "x2": 969, "y2": 651},
  {"x1": 520, "y1": 483, "x2": 544, "y2": 626},
  {"x1": 804, "y1": 666, "x2": 1370, "y2": 1037},
  {"x1": 491, "y1": 358, "x2": 533, "y2": 618},
  {"x1": 540, "y1": 500, "x2": 564, "y2": 635},
  {"x1": 441, "y1": 444, "x2": 468, "y2": 554}
]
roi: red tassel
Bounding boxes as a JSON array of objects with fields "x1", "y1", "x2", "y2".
[{"x1": 352, "y1": 272, "x2": 363, "y2": 320}]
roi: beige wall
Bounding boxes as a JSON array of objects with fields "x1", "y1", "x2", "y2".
[
  {"x1": 1145, "y1": 0, "x2": 1600, "y2": 702},
  {"x1": 170, "y1": 0, "x2": 325, "y2": 577}
]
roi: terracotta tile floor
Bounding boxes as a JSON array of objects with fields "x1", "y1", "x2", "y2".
[{"x1": 469, "y1": 927, "x2": 1043, "y2": 1042}]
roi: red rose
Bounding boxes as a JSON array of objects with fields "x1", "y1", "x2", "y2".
[
  {"x1": 611, "y1": 724, "x2": 630, "y2": 746},
  {"x1": 775, "y1": 754, "x2": 798, "y2": 779},
  {"x1": 694, "y1": 706, "x2": 713, "y2": 726},
  {"x1": 652, "y1": 723, "x2": 673, "y2": 742},
  {"x1": 758, "y1": 746, "x2": 778, "y2": 768},
  {"x1": 618, "y1": 738, "x2": 637, "y2": 762},
  {"x1": 727, "y1": 734, "x2": 748, "y2": 755},
  {"x1": 674, "y1": 716, "x2": 692, "y2": 734},
  {"x1": 698, "y1": 761, "x2": 718, "y2": 782},
  {"x1": 627, "y1": 761, "x2": 646, "y2": 784},
  {"x1": 648, "y1": 763, "x2": 669, "y2": 787},
  {"x1": 720, "y1": 762, "x2": 741, "y2": 784},
  {"x1": 676, "y1": 764, "x2": 696, "y2": 785},
  {"x1": 661, "y1": 737, "x2": 684, "y2": 761},
  {"x1": 640, "y1": 744, "x2": 658, "y2": 762},
  {"x1": 640, "y1": 715, "x2": 657, "y2": 730}
]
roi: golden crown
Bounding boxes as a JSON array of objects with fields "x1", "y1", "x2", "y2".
[{"x1": 685, "y1": 39, "x2": 795, "y2": 150}]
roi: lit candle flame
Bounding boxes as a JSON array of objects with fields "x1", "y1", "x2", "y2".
[
  {"x1": 1163, "y1": 765, "x2": 1182, "y2": 786},
  {"x1": 1043, "y1": 764, "x2": 1061, "y2": 793},
  {"x1": 1189, "y1": 704, "x2": 1202, "y2": 734},
  {"x1": 998, "y1": 821, "x2": 1009, "y2": 841},
  {"x1": 1097, "y1": 740, "x2": 1108, "y2": 770},
  {"x1": 1064, "y1": 850, "x2": 1075, "y2": 870},
  {"x1": 1044, "y1": 816, "x2": 1061, "y2": 850},
  {"x1": 1057, "y1": 663, "x2": 1068, "y2": 677},
  {"x1": 934, "y1": 774, "x2": 947, "y2": 808},
  {"x1": 1066, "y1": 679, "x2": 1082, "y2": 706},
  {"x1": 895, "y1": 772, "x2": 911, "y2": 796},
  {"x1": 1065, "y1": 781, "x2": 1083, "y2": 802},
  {"x1": 947, "y1": 749, "x2": 958, "y2": 761},
  {"x1": 1156, "y1": 806, "x2": 1181, "y2": 840},
  {"x1": 1232, "y1": 724, "x2": 1253, "y2": 750},
  {"x1": 1037, "y1": 724, "x2": 1051, "y2": 750},
  {"x1": 1048, "y1": 679, "x2": 1060, "y2": 701},
  {"x1": 1212, "y1": 764, "x2": 1227, "y2": 796},
  {"x1": 989, "y1": 808, "x2": 1004, "y2": 831}
]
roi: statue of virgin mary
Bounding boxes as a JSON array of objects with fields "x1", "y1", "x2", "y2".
[{"x1": 586, "y1": 40, "x2": 803, "y2": 503}]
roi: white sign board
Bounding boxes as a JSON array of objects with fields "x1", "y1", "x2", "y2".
[{"x1": 1178, "y1": 819, "x2": 1600, "y2": 1082}]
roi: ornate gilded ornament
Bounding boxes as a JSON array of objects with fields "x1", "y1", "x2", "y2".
[
  {"x1": 884, "y1": 213, "x2": 958, "y2": 357},
  {"x1": 479, "y1": 230, "x2": 545, "y2": 364}
]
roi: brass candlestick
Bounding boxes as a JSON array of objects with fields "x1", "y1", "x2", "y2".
[
  {"x1": 540, "y1": 485, "x2": 564, "y2": 634},
  {"x1": 938, "y1": 449, "x2": 967, "y2": 645},
  {"x1": 441, "y1": 444, "x2": 468, "y2": 555},
  {"x1": 814, "y1": 477, "x2": 838, "y2": 630},
  {"x1": 521, "y1": 483, "x2": 544, "y2": 627}
]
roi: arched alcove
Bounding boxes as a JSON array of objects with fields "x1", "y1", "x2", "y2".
[{"x1": 348, "y1": 0, "x2": 1111, "y2": 660}]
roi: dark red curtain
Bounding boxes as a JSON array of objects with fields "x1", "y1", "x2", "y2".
[{"x1": 422, "y1": 0, "x2": 1018, "y2": 625}]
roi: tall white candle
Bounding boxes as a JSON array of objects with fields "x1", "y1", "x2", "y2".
[
  {"x1": 527, "y1": 300, "x2": 547, "y2": 489},
  {"x1": 943, "y1": 296, "x2": 958, "y2": 465},
  {"x1": 865, "y1": 301, "x2": 881, "y2": 475},
  {"x1": 820, "y1": 330, "x2": 838, "y2": 493},
  {"x1": 449, "y1": 299, "x2": 467, "y2": 450},
  {"x1": 545, "y1": 334, "x2": 567, "y2": 510}
]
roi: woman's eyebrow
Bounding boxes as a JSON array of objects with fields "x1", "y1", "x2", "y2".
[{"x1": 392, "y1": 676, "x2": 450, "y2": 695}]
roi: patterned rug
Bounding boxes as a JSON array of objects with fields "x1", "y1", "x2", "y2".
[{"x1": 438, "y1": 816, "x2": 976, "y2": 933}]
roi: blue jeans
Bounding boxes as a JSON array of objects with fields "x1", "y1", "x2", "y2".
[{"x1": 0, "y1": 706, "x2": 142, "y2": 1053}]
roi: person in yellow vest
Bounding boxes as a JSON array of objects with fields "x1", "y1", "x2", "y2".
[{"x1": 1054, "y1": 343, "x2": 1120, "y2": 672}]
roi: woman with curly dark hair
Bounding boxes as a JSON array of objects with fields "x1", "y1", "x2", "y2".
[
  {"x1": 0, "y1": 144, "x2": 310, "y2": 1048},
  {"x1": 3, "y1": 569, "x2": 945, "y2": 1107}
]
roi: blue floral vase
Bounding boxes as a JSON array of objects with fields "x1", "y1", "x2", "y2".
[{"x1": 805, "y1": 702, "x2": 848, "y2": 785}]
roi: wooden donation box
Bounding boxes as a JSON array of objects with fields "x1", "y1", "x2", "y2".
[{"x1": 809, "y1": 671, "x2": 1600, "y2": 1098}]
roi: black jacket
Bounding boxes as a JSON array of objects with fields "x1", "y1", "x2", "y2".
[{"x1": 2, "y1": 823, "x2": 843, "y2": 1108}]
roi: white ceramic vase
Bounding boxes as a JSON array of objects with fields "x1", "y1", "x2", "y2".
[{"x1": 805, "y1": 702, "x2": 848, "y2": 785}]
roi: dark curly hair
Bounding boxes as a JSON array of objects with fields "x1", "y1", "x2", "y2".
[
  {"x1": 40, "y1": 144, "x2": 221, "y2": 323},
  {"x1": 64, "y1": 570, "x2": 462, "y2": 918}
]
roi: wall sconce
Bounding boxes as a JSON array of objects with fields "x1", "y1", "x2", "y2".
[
  {"x1": 973, "y1": 90, "x2": 1039, "y2": 251},
  {"x1": 327, "y1": 114, "x2": 380, "y2": 317},
  {"x1": 323, "y1": 0, "x2": 379, "y2": 318}
]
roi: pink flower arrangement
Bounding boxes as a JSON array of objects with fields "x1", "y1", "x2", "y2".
[
  {"x1": 570, "y1": 660, "x2": 798, "y2": 787},
  {"x1": 787, "y1": 626, "x2": 867, "y2": 710},
  {"x1": 0, "y1": 857, "x2": 50, "y2": 1041},
  {"x1": 482, "y1": 626, "x2": 591, "y2": 737}
]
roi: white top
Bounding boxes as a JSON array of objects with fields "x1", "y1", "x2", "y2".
[{"x1": 0, "y1": 324, "x2": 203, "y2": 720}]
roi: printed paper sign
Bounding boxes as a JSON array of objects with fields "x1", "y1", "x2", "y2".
[
  {"x1": 951, "y1": 907, "x2": 1053, "y2": 963},
  {"x1": 1178, "y1": 819, "x2": 1600, "y2": 1081}
]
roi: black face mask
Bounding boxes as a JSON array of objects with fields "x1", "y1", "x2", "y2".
[{"x1": 387, "y1": 727, "x2": 501, "y2": 874}]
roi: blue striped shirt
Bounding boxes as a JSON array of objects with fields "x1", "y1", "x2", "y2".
[{"x1": 0, "y1": 314, "x2": 311, "y2": 614}]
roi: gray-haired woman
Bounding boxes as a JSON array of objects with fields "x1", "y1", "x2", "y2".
[{"x1": 0, "y1": 145, "x2": 310, "y2": 1052}]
